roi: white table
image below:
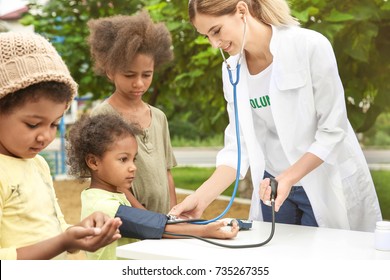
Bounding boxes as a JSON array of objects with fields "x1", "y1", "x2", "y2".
[{"x1": 116, "y1": 221, "x2": 390, "y2": 260}]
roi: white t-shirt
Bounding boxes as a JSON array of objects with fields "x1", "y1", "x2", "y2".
[{"x1": 247, "y1": 63, "x2": 293, "y2": 179}]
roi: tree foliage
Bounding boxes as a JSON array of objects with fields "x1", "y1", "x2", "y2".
[
  {"x1": 291, "y1": 0, "x2": 390, "y2": 132},
  {"x1": 21, "y1": 0, "x2": 390, "y2": 138}
]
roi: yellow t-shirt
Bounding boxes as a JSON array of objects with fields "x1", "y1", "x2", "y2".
[
  {"x1": 0, "y1": 154, "x2": 69, "y2": 260},
  {"x1": 80, "y1": 188, "x2": 138, "y2": 260}
]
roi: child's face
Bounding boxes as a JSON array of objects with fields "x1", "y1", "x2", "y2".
[
  {"x1": 108, "y1": 53, "x2": 154, "y2": 100},
  {"x1": 94, "y1": 135, "x2": 138, "y2": 191},
  {"x1": 0, "y1": 94, "x2": 67, "y2": 158}
]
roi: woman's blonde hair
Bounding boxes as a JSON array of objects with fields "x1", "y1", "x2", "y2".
[{"x1": 188, "y1": 0, "x2": 299, "y2": 26}]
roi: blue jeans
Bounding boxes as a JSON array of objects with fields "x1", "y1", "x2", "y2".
[{"x1": 260, "y1": 171, "x2": 318, "y2": 227}]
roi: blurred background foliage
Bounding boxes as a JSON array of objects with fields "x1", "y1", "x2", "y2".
[{"x1": 20, "y1": 0, "x2": 390, "y2": 145}]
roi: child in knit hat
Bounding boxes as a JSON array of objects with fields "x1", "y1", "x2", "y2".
[{"x1": 0, "y1": 31, "x2": 122, "y2": 260}]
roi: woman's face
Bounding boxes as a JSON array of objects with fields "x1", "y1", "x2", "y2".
[{"x1": 192, "y1": 12, "x2": 246, "y2": 56}]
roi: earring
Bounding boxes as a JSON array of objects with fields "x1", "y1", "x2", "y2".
[{"x1": 240, "y1": 12, "x2": 246, "y2": 22}]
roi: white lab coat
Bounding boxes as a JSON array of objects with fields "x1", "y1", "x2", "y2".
[{"x1": 216, "y1": 25, "x2": 382, "y2": 232}]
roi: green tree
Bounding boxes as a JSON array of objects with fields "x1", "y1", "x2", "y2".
[
  {"x1": 21, "y1": 0, "x2": 390, "y2": 139},
  {"x1": 291, "y1": 0, "x2": 390, "y2": 133},
  {"x1": 22, "y1": 0, "x2": 228, "y2": 139},
  {"x1": 22, "y1": 0, "x2": 143, "y2": 100}
]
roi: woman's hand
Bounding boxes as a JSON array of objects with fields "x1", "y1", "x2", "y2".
[
  {"x1": 168, "y1": 193, "x2": 204, "y2": 219},
  {"x1": 259, "y1": 178, "x2": 292, "y2": 212},
  {"x1": 260, "y1": 153, "x2": 323, "y2": 212}
]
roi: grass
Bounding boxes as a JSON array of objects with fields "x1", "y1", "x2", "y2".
[
  {"x1": 371, "y1": 170, "x2": 390, "y2": 220},
  {"x1": 171, "y1": 135, "x2": 223, "y2": 147},
  {"x1": 172, "y1": 167, "x2": 390, "y2": 220},
  {"x1": 171, "y1": 167, "x2": 237, "y2": 197}
]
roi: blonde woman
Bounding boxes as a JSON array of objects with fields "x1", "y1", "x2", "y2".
[{"x1": 170, "y1": 0, "x2": 382, "y2": 232}]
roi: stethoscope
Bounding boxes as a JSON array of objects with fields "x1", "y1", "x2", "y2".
[{"x1": 165, "y1": 16, "x2": 277, "y2": 248}]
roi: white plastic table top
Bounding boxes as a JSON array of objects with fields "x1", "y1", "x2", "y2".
[{"x1": 116, "y1": 221, "x2": 390, "y2": 260}]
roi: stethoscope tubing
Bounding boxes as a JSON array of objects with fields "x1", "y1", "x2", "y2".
[
  {"x1": 193, "y1": 17, "x2": 246, "y2": 224},
  {"x1": 166, "y1": 18, "x2": 276, "y2": 248}
]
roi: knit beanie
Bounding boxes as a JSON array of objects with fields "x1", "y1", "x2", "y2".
[{"x1": 0, "y1": 32, "x2": 78, "y2": 100}]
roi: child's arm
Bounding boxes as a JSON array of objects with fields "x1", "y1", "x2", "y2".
[
  {"x1": 167, "y1": 170, "x2": 177, "y2": 208},
  {"x1": 120, "y1": 186, "x2": 146, "y2": 210},
  {"x1": 164, "y1": 220, "x2": 239, "y2": 239},
  {"x1": 115, "y1": 205, "x2": 238, "y2": 240},
  {"x1": 16, "y1": 212, "x2": 122, "y2": 260}
]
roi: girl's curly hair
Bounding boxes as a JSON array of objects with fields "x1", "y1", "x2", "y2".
[
  {"x1": 87, "y1": 10, "x2": 174, "y2": 76},
  {"x1": 66, "y1": 113, "x2": 141, "y2": 180}
]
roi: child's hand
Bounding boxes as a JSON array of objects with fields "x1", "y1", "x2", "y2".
[
  {"x1": 63, "y1": 212, "x2": 122, "y2": 253},
  {"x1": 78, "y1": 211, "x2": 119, "y2": 229},
  {"x1": 204, "y1": 219, "x2": 239, "y2": 239}
]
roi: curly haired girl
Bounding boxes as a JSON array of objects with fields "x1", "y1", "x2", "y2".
[{"x1": 87, "y1": 10, "x2": 177, "y2": 214}]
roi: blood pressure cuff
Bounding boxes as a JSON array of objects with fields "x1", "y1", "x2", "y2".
[{"x1": 115, "y1": 205, "x2": 168, "y2": 240}]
